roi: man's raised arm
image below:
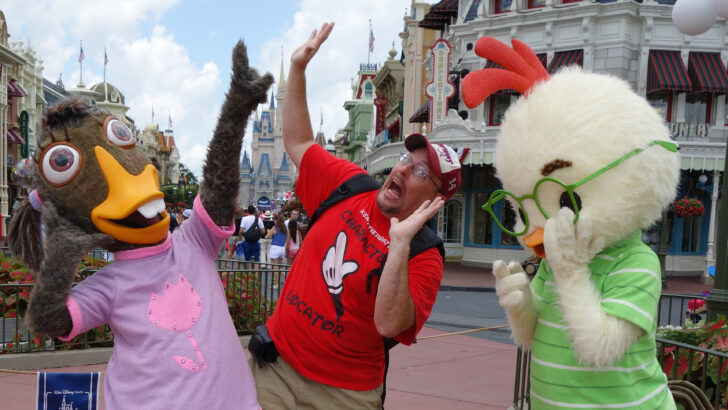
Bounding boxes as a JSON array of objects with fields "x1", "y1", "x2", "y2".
[{"x1": 283, "y1": 22, "x2": 334, "y2": 168}]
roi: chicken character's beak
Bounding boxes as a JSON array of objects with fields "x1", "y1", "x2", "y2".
[
  {"x1": 90, "y1": 146, "x2": 170, "y2": 244},
  {"x1": 524, "y1": 228, "x2": 545, "y2": 259}
]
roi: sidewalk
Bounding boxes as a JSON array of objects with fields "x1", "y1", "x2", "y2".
[{"x1": 0, "y1": 262, "x2": 710, "y2": 409}]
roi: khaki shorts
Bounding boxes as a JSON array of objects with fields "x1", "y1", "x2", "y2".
[{"x1": 248, "y1": 355, "x2": 383, "y2": 409}]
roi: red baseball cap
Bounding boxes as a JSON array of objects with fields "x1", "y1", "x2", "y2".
[{"x1": 404, "y1": 133, "x2": 462, "y2": 201}]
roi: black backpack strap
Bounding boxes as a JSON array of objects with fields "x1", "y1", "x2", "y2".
[
  {"x1": 308, "y1": 173, "x2": 381, "y2": 231},
  {"x1": 409, "y1": 225, "x2": 445, "y2": 260}
]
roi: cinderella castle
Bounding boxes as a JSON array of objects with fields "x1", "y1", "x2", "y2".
[{"x1": 238, "y1": 60, "x2": 296, "y2": 211}]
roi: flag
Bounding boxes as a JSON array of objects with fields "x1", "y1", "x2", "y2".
[
  {"x1": 169, "y1": 113, "x2": 173, "y2": 129},
  {"x1": 78, "y1": 45, "x2": 85, "y2": 63},
  {"x1": 369, "y1": 25, "x2": 375, "y2": 53},
  {"x1": 320, "y1": 108, "x2": 323, "y2": 128},
  {"x1": 151, "y1": 105, "x2": 155, "y2": 122},
  {"x1": 104, "y1": 48, "x2": 108, "y2": 66}
]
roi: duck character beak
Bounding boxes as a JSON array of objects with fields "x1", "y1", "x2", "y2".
[
  {"x1": 524, "y1": 228, "x2": 545, "y2": 259},
  {"x1": 90, "y1": 146, "x2": 170, "y2": 244}
]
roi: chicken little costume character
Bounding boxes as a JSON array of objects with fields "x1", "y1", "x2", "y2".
[
  {"x1": 462, "y1": 37, "x2": 679, "y2": 408},
  {"x1": 9, "y1": 42, "x2": 273, "y2": 409}
]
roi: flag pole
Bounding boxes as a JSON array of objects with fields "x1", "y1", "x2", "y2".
[
  {"x1": 79, "y1": 40, "x2": 84, "y2": 85},
  {"x1": 368, "y1": 19, "x2": 372, "y2": 65}
]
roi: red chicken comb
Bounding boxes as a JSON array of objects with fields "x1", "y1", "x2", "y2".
[{"x1": 462, "y1": 37, "x2": 550, "y2": 108}]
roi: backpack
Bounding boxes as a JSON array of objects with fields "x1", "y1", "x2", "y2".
[
  {"x1": 308, "y1": 173, "x2": 445, "y2": 407},
  {"x1": 243, "y1": 216, "x2": 261, "y2": 242}
]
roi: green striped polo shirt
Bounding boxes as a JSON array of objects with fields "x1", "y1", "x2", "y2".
[{"x1": 529, "y1": 230, "x2": 675, "y2": 409}]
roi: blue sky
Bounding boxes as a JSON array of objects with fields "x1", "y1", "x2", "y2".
[{"x1": 2, "y1": 0, "x2": 411, "y2": 176}]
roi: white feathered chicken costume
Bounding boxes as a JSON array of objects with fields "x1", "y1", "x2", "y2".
[{"x1": 462, "y1": 37, "x2": 679, "y2": 408}]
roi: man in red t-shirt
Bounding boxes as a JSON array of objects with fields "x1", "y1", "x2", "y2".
[{"x1": 250, "y1": 22, "x2": 462, "y2": 409}]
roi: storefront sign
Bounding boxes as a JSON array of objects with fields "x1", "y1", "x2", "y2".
[
  {"x1": 425, "y1": 40, "x2": 455, "y2": 129},
  {"x1": 374, "y1": 129, "x2": 389, "y2": 148},
  {"x1": 669, "y1": 122, "x2": 709, "y2": 138},
  {"x1": 19, "y1": 110, "x2": 29, "y2": 158}
]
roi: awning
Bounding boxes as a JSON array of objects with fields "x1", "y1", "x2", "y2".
[
  {"x1": 419, "y1": 13, "x2": 449, "y2": 30},
  {"x1": 647, "y1": 50, "x2": 692, "y2": 93},
  {"x1": 7, "y1": 81, "x2": 25, "y2": 97},
  {"x1": 409, "y1": 100, "x2": 430, "y2": 123},
  {"x1": 462, "y1": 150, "x2": 494, "y2": 166},
  {"x1": 687, "y1": 52, "x2": 728, "y2": 93},
  {"x1": 431, "y1": 0, "x2": 459, "y2": 16},
  {"x1": 537, "y1": 53, "x2": 547, "y2": 68},
  {"x1": 680, "y1": 155, "x2": 725, "y2": 172},
  {"x1": 546, "y1": 49, "x2": 583, "y2": 74},
  {"x1": 386, "y1": 118, "x2": 400, "y2": 139},
  {"x1": 7, "y1": 129, "x2": 24, "y2": 144},
  {"x1": 368, "y1": 155, "x2": 399, "y2": 175}
]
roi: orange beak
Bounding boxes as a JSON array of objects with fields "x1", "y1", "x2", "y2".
[{"x1": 524, "y1": 228, "x2": 545, "y2": 258}]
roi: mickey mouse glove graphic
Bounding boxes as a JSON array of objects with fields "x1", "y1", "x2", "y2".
[{"x1": 322, "y1": 231, "x2": 359, "y2": 320}]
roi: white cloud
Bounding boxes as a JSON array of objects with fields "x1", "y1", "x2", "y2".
[{"x1": 3, "y1": 0, "x2": 413, "y2": 175}]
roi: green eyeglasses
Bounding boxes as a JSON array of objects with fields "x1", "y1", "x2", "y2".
[{"x1": 482, "y1": 140, "x2": 678, "y2": 237}]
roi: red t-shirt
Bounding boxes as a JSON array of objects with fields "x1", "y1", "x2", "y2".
[{"x1": 266, "y1": 144, "x2": 444, "y2": 391}]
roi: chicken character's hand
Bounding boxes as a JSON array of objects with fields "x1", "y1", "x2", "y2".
[
  {"x1": 321, "y1": 232, "x2": 358, "y2": 295},
  {"x1": 543, "y1": 208, "x2": 604, "y2": 279},
  {"x1": 493, "y1": 260, "x2": 530, "y2": 310}
]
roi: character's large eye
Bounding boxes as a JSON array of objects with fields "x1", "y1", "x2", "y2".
[
  {"x1": 41, "y1": 143, "x2": 82, "y2": 186},
  {"x1": 559, "y1": 191, "x2": 582, "y2": 214},
  {"x1": 104, "y1": 117, "x2": 135, "y2": 147}
]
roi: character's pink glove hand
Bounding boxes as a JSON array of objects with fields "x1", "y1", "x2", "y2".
[{"x1": 543, "y1": 208, "x2": 604, "y2": 279}]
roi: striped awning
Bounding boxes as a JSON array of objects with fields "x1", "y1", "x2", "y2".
[
  {"x1": 546, "y1": 50, "x2": 583, "y2": 74},
  {"x1": 687, "y1": 52, "x2": 728, "y2": 93},
  {"x1": 431, "y1": 0, "x2": 459, "y2": 16},
  {"x1": 537, "y1": 53, "x2": 547, "y2": 67},
  {"x1": 387, "y1": 118, "x2": 400, "y2": 138},
  {"x1": 7, "y1": 129, "x2": 23, "y2": 144},
  {"x1": 409, "y1": 100, "x2": 430, "y2": 123},
  {"x1": 7, "y1": 81, "x2": 25, "y2": 97},
  {"x1": 419, "y1": 13, "x2": 449, "y2": 30},
  {"x1": 647, "y1": 50, "x2": 692, "y2": 93}
]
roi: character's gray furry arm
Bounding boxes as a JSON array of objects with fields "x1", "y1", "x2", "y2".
[
  {"x1": 26, "y1": 203, "x2": 111, "y2": 337},
  {"x1": 545, "y1": 209, "x2": 643, "y2": 367},
  {"x1": 200, "y1": 40, "x2": 274, "y2": 225},
  {"x1": 492, "y1": 260, "x2": 537, "y2": 348}
]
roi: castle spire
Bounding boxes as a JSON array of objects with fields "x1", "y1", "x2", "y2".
[{"x1": 278, "y1": 46, "x2": 285, "y2": 92}]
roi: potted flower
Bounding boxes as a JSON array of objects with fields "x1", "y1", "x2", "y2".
[{"x1": 673, "y1": 197, "x2": 705, "y2": 218}]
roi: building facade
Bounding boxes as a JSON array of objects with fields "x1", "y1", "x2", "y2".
[{"x1": 359, "y1": 0, "x2": 725, "y2": 275}]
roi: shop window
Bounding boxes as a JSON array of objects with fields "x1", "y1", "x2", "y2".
[
  {"x1": 495, "y1": 0, "x2": 512, "y2": 13},
  {"x1": 444, "y1": 201, "x2": 463, "y2": 243},
  {"x1": 562, "y1": 0, "x2": 582, "y2": 3},
  {"x1": 724, "y1": 98, "x2": 728, "y2": 125},
  {"x1": 685, "y1": 93, "x2": 711, "y2": 123},
  {"x1": 680, "y1": 215, "x2": 702, "y2": 252},
  {"x1": 468, "y1": 192, "x2": 494, "y2": 244},
  {"x1": 500, "y1": 201, "x2": 520, "y2": 246},
  {"x1": 528, "y1": 0, "x2": 546, "y2": 7},
  {"x1": 489, "y1": 95, "x2": 511, "y2": 126},
  {"x1": 647, "y1": 91, "x2": 672, "y2": 122}
]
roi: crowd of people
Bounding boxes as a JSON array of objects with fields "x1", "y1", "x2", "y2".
[{"x1": 226, "y1": 205, "x2": 304, "y2": 266}]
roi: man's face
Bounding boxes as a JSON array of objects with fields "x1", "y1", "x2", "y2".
[
  {"x1": 291, "y1": 210, "x2": 299, "y2": 221},
  {"x1": 376, "y1": 147, "x2": 443, "y2": 220}
]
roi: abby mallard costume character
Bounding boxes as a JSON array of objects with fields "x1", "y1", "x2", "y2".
[
  {"x1": 462, "y1": 37, "x2": 679, "y2": 408},
  {"x1": 9, "y1": 42, "x2": 273, "y2": 409}
]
